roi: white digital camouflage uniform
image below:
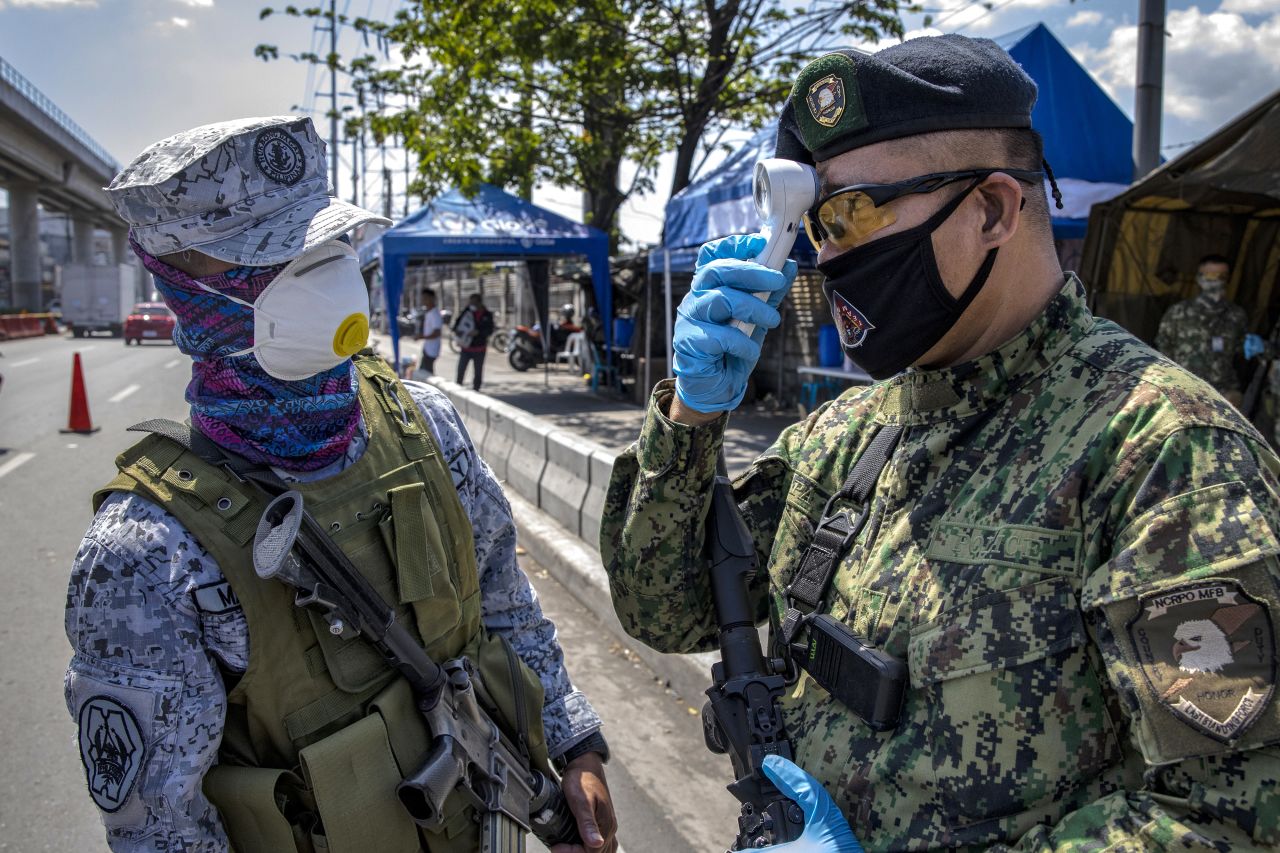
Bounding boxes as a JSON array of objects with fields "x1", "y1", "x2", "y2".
[{"x1": 65, "y1": 381, "x2": 602, "y2": 850}]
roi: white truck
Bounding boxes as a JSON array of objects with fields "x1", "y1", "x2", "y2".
[{"x1": 62, "y1": 264, "x2": 141, "y2": 337}]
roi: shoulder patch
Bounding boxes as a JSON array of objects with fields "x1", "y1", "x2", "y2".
[
  {"x1": 193, "y1": 580, "x2": 241, "y2": 615},
  {"x1": 1128, "y1": 579, "x2": 1275, "y2": 742},
  {"x1": 78, "y1": 695, "x2": 145, "y2": 812}
]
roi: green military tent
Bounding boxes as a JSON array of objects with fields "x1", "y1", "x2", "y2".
[{"x1": 1081, "y1": 89, "x2": 1280, "y2": 345}]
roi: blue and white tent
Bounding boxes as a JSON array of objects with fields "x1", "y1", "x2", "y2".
[
  {"x1": 379, "y1": 184, "x2": 612, "y2": 364},
  {"x1": 651, "y1": 22, "x2": 1134, "y2": 272}
]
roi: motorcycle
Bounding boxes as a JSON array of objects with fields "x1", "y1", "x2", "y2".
[{"x1": 507, "y1": 313, "x2": 582, "y2": 372}]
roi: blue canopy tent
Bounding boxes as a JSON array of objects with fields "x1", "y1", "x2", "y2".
[
  {"x1": 651, "y1": 21, "x2": 1135, "y2": 274},
  {"x1": 380, "y1": 184, "x2": 612, "y2": 368},
  {"x1": 993, "y1": 22, "x2": 1135, "y2": 238}
]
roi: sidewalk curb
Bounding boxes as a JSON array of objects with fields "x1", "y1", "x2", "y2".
[{"x1": 506, "y1": 488, "x2": 718, "y2": 709}]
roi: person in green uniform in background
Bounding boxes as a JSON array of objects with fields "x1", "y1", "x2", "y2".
[
  {"x1": 1155, "y1": 254, "x2": 1249, "y2": 407},
  {"x1": 603, "y1": 35, "x2": 1280, "y2": 851}
]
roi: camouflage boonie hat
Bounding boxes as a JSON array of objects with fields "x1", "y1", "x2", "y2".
[{"x1": 106, "y1": 116, "x2": 391, "y2": 266}]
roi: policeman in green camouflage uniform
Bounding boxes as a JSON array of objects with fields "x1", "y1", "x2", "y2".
[
  {"x1": 1155, "y1": 254, "x2": 1249, "y2": 406},
  {"x1": 603, "y1": 36, "x2": 1280, "y2": 850}
]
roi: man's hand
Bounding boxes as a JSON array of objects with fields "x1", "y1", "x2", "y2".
[
  {"x1": 672, "y1": 234, "x2": 797, "y2": 417},
  {"x1": 757, "y1": 755, "x2": 864, "y2": 853},
  {"x1": 551, "y1": 752, "x2": 617, "y2": 853}
]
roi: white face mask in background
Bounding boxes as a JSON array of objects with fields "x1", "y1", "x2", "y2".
[
  {"x1": 194, "y1": 240, "x2": 371, "y2": 380},
  {"x1": 1197, "y1": 274, "x2": 1228, "y2": 303}
]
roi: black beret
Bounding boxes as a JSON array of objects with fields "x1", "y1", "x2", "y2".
[{"x1": 776, "y1": 35, "x2": 1038, "y2": 164}]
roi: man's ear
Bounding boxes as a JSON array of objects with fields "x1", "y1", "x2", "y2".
[{"x1": 975, "y1": 172, "x2": 1023, "y2": 250}]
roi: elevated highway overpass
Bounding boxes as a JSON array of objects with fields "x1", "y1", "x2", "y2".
[{"x1": 1, "y1": 55, "x2": 133, "y2": 310}]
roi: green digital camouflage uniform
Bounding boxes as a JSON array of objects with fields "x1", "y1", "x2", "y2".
[
  {"x1": 602, "y1": 278, "x2": 1280, "y2": 850},
  {"x1": 1155, "y1": 294, "x2": 1249, "y2": 394}
]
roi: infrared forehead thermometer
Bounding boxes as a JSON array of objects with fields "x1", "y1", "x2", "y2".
[{"x1": 734, "y1": 158, "x2": 820, "y2": 336}]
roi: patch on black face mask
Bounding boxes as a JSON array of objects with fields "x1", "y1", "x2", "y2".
[{"x1": 833, "y1": 291, "x2": 875, "y2": 349}]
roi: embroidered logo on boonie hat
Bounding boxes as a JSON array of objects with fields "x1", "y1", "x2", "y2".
[
  {"x1": 253, "y1": 128, "x2": 305, "y2": 186},
  {"x1": 105, "y1": 116, "x2": 392, "y2": 267}
]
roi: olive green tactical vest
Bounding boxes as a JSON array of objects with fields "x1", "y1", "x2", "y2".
[{"x1": 95, "y1": 354, "x2": 549, "y2": 853}]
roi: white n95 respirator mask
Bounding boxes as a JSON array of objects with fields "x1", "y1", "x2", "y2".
[{"x1": 194, "y1": 240, "x2": 371, "y2": 381}]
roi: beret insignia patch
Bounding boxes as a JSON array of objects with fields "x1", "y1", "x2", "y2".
[
  {"x1": 807, "y1": 74, "x2": 846, "y2": 128},
  {"x1": 832, "y1": 291, "x2": 875, "y2": 349},
  {"x1": 1127, "y1": 580, "x2": 1275, "y2": 742},
  {"x1": 253, "y1": 128, "x2": 306, "y2": 186},
  {"x1": 78, "y1": 695, "x2": 144, "y2": 812}
]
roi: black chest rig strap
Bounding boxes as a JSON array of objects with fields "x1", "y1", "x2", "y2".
[
  {"x1": 776, "y1": 423, "x2": 907, "y2": 731},
  {"x1": 779, "y1": 423, "x2": 903, "y2": 646}
]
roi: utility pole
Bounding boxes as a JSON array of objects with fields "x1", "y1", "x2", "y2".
[
  {"x1": 329, "y1": 0, "x2": 339, "y2": 193},
  {"x1": 1133, "y1": 0, "x2": 1165, "y2": 179}
]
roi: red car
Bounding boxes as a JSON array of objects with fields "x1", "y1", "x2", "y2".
[{"x1": 124, "y1": 302, "x2": 176, "y2": 345}]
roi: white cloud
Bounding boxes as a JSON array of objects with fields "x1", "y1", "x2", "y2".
[
  {"x1": 1221, "y1": 0, "x2": 1280, "y2": 12},
  {"x1": 0, "y1": 0, "x2": 97, "y2": 7},
  {"x1": 1066, "y1": 10, "x2": 1104, "y2": 27},
  {"x1": 173, "y1": 0, "x2": 213, "y2": 6},
  {"x1": 153, "y1": 15, "x2": 191, "y2": 31},
  {"x1": 1070, "y1": 4, "x2": 1280, "y2": 128}
]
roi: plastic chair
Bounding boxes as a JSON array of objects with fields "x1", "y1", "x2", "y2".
[{"x1": 557, "y1": 332, "x2": 586, "y2": 373}]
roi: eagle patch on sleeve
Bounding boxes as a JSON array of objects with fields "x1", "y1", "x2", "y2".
[
  {"x1": 78, "y1": 695, "x2": 145, "y2": 812},
  {"x1": 1127, "y1": 579, "x2": 1275, "y2": 742}
]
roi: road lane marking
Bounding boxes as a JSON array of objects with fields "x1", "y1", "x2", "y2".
[
  {"x1": 0, "y1": 452, "x2": 35, "y2": 480},
  {"x1": 78, "y1": 345, "x2": 96, "y2": 353},
  {"x1": 108, "y1": 384, "x2": 141, "y2": 403},
  {"x1": 163, "y1": 359, "x2": 181, "y2": 369},
  {"x1": 10, "y1": 358, "x2": 38, "y2": 367}
]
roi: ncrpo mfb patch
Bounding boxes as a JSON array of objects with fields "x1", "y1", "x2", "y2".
[
  {"x1": 78, "y1": 695, "x2": 144, "y2": 812},
  {"x1": 1128, "y1": 579, "x2": 1275, "y2": 742}
]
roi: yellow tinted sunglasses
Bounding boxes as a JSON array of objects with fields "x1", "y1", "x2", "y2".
[{"x1": 802, "y1": 168, "x2": 1044, "y2": 252}]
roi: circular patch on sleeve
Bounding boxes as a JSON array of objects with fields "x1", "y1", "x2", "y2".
[
  {"x1": 1127, "y1": 580, "x2": 1275, "y2": 742},
  {"x1": 253, "y1": 128, "x2": 306, "y2": 186},
  {"x1": 78, "y1": 695, "x2": 145, "y2": 812}
]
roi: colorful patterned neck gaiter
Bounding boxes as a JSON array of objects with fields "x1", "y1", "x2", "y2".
[{"x1": 134, "y1": 239, "x2": 360, "y2": 472}]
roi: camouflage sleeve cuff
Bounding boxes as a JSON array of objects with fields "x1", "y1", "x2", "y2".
[
  {"x1": 637, "y1": 379, "x2": 727, "y2": 485},
  {"x1": 543, "y1": 691, "x2": 603, "y2": 759}
]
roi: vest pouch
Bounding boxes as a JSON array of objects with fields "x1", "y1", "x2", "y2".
[
  {"x1": 473, "y1": 632, "x2": 551, "y2": 775},
  {"x1": 306, "y1": 524, "x2": 405, "y2": 694},
  {"x1": 369, "y1": 677, "x2": 479, "y2": 851},
  {"x1": 298, "y1": 711, "x2": 421, "y2": 853},
  {"x1": 384, "y1": 482, "x2": 464, "y2": 652},
  {"x1": 203, "y1": 765, "x2": 315, "y2": 853}
]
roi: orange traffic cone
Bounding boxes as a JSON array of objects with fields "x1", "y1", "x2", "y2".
[{"x1": 61, "y1": 352, "x2": 100, "y2": 434}]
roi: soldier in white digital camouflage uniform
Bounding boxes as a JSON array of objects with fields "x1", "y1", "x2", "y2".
[{"x1": 64, "y1": 116, "x2": 616, "y2": 853}]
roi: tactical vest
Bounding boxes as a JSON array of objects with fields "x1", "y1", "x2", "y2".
[{"x1": 95, "y1": 355, "x2": 550, "y2": 853}]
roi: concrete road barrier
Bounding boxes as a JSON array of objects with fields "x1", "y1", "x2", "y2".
[
  {"x1": 506, "y1": 415, "x2": 553, "y2": 506},
  {"x1": 455, "y1": 389, "x2": 489, "y2": 450},
  {"x1": 540, "y1": 430, "x2": 593, "y2": 536},
  {"x1": 480, "y1": 400, "x2": 522, "y2": 482},
  {"x1": 580, "y1": 448, "x2": 616, "y2": 552}
]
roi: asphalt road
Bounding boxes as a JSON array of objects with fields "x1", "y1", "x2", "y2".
[{"x1": 0, "y1": 332, "x2": 739, "y2": 852}]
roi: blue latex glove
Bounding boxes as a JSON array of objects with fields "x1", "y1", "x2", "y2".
[
  {"x1": 1245, "y1": 333, "x2": 1266, "y2": 360},
  {"x1": 757, "y1": 755, "x2": 864, "y2": 853},
  {"x1": 673, "y1": 234, "x2": 798, "y2": 413}
]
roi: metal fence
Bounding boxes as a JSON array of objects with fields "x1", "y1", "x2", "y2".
[{"x1": 0, "y1": 55, "x2": 118, "y2": 172}]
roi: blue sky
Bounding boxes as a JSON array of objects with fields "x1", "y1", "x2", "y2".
[{"x1": 1, "y1": 0, "x2": 1277, "y2": 246}]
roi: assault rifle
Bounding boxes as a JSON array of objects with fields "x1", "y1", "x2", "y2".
[
  {"x1": 700, "y1": 460, "x2": 806, "y2": 849},
  {"x1": 253, "y1": 490, "x2": 579, "y2": 853}
]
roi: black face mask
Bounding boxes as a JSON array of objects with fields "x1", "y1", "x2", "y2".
[{"x1": 816, "y1": 181, "x2": 998, "y2": 380}]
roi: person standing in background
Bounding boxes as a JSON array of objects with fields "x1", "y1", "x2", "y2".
[
  {"x1": 416, "y1": 287, "x2": 442, "y2": 377},
  {"x1": 455, "y1": 292, "x2": 494, "y2": 391},
  {"x1": 1155, "y1": 254, "x2": 1249, "y2": 406}
]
